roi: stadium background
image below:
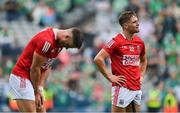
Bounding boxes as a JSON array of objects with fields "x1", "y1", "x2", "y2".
[{"x1": 0, "y1": 0, "x2": 179, "y2": 112}]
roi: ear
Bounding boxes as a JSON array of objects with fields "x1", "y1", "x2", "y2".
[{"x1": 123, "y1": 23, "x2": 128, "y2": 29}]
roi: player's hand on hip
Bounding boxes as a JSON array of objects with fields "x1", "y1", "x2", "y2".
[{"x1": 109, "y1": 75, "x2": 126, "y2": 86}]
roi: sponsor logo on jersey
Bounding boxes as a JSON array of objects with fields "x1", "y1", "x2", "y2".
[{"x1": 123, "y1": 55, "x2": 140, "y2": 66}]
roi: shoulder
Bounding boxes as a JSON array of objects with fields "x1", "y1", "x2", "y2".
[
  {"x1": 33, "y1": 28, "x2": 53, "y2": 42},
  {"x1": 113, "y1": 33, "x2": 124, "y2": 43}
]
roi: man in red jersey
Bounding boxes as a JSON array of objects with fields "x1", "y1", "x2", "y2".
[
  {"x1": 9, "y1": 27, "x2": 84, "y2": 112},
  {"x1": 94, "y1": 11, "x2": 147, "y2": 112}
]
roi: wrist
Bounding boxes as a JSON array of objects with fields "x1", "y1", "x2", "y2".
[
  {"x1": 38, "y1": 86, "x2": 44, "y2": 93},
  {"x1": 107, "y1": 74, "x2": 112, "y2": 82},
  {"x1": 34, "y1": 86, "x2": 44, "y2": 94}
]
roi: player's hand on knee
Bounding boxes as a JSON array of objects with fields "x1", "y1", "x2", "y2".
[
  {"x1": 109, "y1": 75, "x2": 126, "y2": 86},
  {"x1": 35, "y1": 92, "x2": 44, "y2": 110},
  {"x1": 36, "y1": 104, "x2": 46, "y2": 113}
]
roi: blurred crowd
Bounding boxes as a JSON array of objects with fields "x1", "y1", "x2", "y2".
[{"x1": 0, "y1": 0, "x2": 180, "y2": 112}]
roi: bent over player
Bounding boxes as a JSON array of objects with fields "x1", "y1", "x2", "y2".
[
  {"x1": 9, "y1": 27, "x2": 84, "y2": 112},
  {"x1": 94, "y1": 11, "x2": 147, "y2": 112}
]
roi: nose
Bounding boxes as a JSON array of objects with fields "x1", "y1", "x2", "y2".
[{"x1": 137, "y1": 22, "x2": 139, "y2": 26}]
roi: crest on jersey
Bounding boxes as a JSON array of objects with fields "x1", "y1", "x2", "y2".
[{"x1": 129, "y1": 46, "x2": 134, "y2": 52}]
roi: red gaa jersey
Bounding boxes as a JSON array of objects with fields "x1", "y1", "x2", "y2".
[
  {"x1": 103, "y1": 33, "x2": 145, "y2": 90},
  {"x1": 12, "y1": 27, "x2": 63, "y2": 80}
]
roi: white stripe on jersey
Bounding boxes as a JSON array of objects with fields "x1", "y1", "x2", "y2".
[
  {"x1": 106, "y1": 40, "x2": 115, "y2": 48},
  {"x1": 42, "y1": 41, "x2": 51, "y2": 53}
]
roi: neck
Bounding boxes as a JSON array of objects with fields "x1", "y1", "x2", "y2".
[
  {"x1": 55, "y1": 29, "x2": 62, "y2": 45},
  {"x1": 53, "y1": 28, "x2": 59, "y2": 40},
  {"x1": 122, "y1": 31, "x2": 134, "y2": 40},
  {"x1": 56, "y1": 29, "x2": 64, "y2": 40}
]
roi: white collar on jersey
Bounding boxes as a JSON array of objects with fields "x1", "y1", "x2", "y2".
[
  {"x1": 120, "y1": 32, "x2": 127, "y2": 39},
  {"x1": 52, "y1": 28, "x2": 58, "y2": 40}
]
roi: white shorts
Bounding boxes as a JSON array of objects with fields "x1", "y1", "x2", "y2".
[
  {"x1": 112, "y1": 86, "x2": 142, "y2": 108},
  {"x1": 9, "y1": 73, "x2": 35, "y2": 101}
]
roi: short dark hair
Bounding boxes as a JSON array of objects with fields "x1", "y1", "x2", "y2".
[
  {"x1": 119, "y1": 11, "x2": 137, "y2": 27},
  {"x1": 72, "y1": 27, "x2": 84, "y2": 49}
]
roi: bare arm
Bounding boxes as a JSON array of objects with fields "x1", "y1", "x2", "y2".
[
  {"x1": 39, "y1": 69, "x2": 50, "y2": 87},
  {"x1": 30, "y1": 51, "x2": 46, "y2": 94},
  {"x1": 94, "y1": 49, "x2": 112, "y2": 82},
  {"x1": 94, "y1": 49, "x2": 126, "y2": 85},
  {"x1": 140, "y1": 55, "x2": 147, "y2": 77},
  {"x1": 140, "y1": 53, "x2": 147, "y2": 83}
]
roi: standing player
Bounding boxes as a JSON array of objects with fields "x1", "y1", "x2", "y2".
[
  {"x1": 94, "y1": 11, "x2": 147, "y2": 112},
  {"x1": 9, "y1": 27, "x2": 84, "y2": 112}
]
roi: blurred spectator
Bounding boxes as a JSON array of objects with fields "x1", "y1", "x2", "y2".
[
  {"x1": 170, "y1": 1, "x2": 180, "y2": 20},
  {"x1": 125, "y1": 0, "x2": 140, "y2": 13},
  {"x1": 165, "y1": 67, "x2": 179, "y2": 89},
  {"x1": 0, "y1": 71, "x2": 10, "y2": 112},
  {"x1": 138, "y1": 4, "x2": 155, "y2": 40},
  {"x1": 41, "y1": 7, "x2": 56, "y2": 26},
  {"x1": 150, "y1": 0, "x2": 165, "y2": 17},
  {"x1": 161, "y1": 8, "x2": 177, "y2": 42},
  {"x1": 43, "y1": 86, "x2": 54, "y2": 112},
  {"x1": 4, "y1": 0, "x2": 21, "y2": 21},
  {"x1": 0, "y1": 25, "x2": 14, "y2": 56},
  {"x1": 163, "y1": 89, "x2": 179, "y2": 113},
  {"x1": 146, "y1": 81, "x2": 165, "y2": 112},
  {"x1": 32, "y1": 0, "x2": 47, "y2": 25},
  {"x1": 0, "y1": 25, "x2": 13, "y2": 44}
]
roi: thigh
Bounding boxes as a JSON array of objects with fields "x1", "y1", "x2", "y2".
[
  {"x1": 134, "y1": 102, "x2": 141, "y2": 112},
  {"x1": 16, "y1": 99, "x2": 36, "y2": 112},
  {"x1": 112, "y1": 104, "x2": 126, "y2": 113},
  {"x1": 126, "y1": 102, "x2": 133, "y2": 112},
  {"x1": 126, "y1": 101, "x2": 140, "y2": 112}
]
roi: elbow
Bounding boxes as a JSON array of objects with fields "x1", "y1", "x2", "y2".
[
  {"x1": 94, "y1": 56, "x2": 101, "y2": 65},
  {"x1": 93, "y1": 56, "x2": 98, "y2": 64}
]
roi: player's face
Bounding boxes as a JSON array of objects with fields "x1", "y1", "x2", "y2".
[
  {"x1": 60, "y1": 31, "x2": 75, "y2": 49},
  {"x1": 126, "y1": 16, "x2": 139, "y2": 34}
]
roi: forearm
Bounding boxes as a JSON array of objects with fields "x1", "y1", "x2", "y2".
[
  {"x1": 39, "y1": 69, "x2": 50, "y2": 87},
  {"x1": 140, "y1": 58, "x2": 147, "y2": 77},
  {"x1": 30, "y1": 68, "x2": 41, "y2": 94},
  {"x1": 94, "y1": 58, "x2": 111, "y2": 82}
]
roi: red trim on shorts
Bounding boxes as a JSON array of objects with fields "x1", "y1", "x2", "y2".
[
  {"x1": 113, "y1": 86, "x2": 120, "y2": 105},
  {"x1": 20, "y1": 78, "x2": 26, "y2": 88}
]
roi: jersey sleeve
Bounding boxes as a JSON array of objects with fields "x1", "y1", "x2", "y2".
[
  {"x1": 35, "y1": 38, "x2": 51, "y2": 57},
  {"x1": 103, "y1": 38, "x2": 119, "y2": 55},
  {"x1": 140, "y1": 42, "x2": 146, "y2": 56}
]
